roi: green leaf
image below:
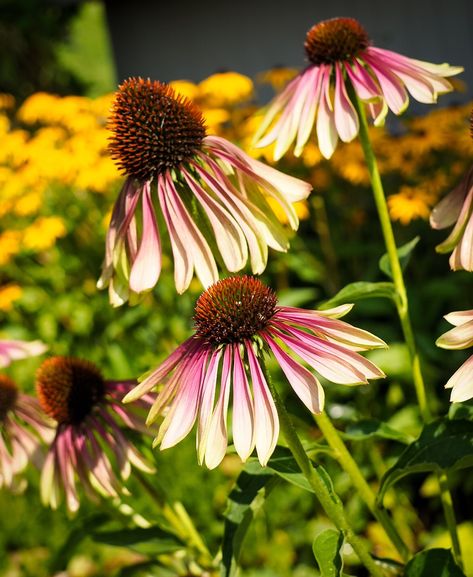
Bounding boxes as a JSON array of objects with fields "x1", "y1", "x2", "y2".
[
  {"x1": 91, "y1": 526, "x2": 184, "y2": 556},
  {"x1": 377, "y1": 419, "x2": 473, "y2": 505},
  {"x1": 312, "y1": 529, "x2": 344, "y2": 577},
  {"x1": 320, "y1": 281, "x2": 397, "y2": 309},
  {"x1": 49, "y1": 513, "x2": 110, "y2": 572},
  {"x1": 448, "y1": 399, "x2": 473, "y2": 421},
  {"x1": 404, "y1": 548, "x2": 466, "y2": 577},
  {"x1": 267, "y1": 447, "x2": 314, "y2": 493},
  {"x1": 221, "y1": 462, "x2": 279, "y2": 577},
  {"x1": 379, "y1": 236, "x2": 420, "y2": 279},
  {"x1": 343, "y1": 419, "x2": 413, "y2": 444}
]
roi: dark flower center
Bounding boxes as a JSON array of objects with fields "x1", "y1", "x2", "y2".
[
  {"x1": 0, "y1": 376, "x2": 18, "y2": 422},
  {"x1": 36, "y1": 357, "x2": 105, "y2": 425},
  {"x1": 108, "y1": 77, "x2": 207, "y2": 181},
  {"x1": 194, "y1": 276, "x2": 278, "y2": 345},
  {"x1": 304, "y1": 18, "x2": 370, "y2": 65}
]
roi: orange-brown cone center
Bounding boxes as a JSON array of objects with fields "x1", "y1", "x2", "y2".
[
  {"x1": 36, "y1": 357, "x2": 105, "y2": 425},
  {"x1": 108, "y1": 77, "x2": 207, "y2": 181},
  {"x1": 194, "y1": 276, "x2": 277, "y2": 345},
  {"x1": 0, "y1": 375, "x2": 18, "y2": 422},
  {"x1": 305, "y1": 17, "x2": 370, "y2": 65}
]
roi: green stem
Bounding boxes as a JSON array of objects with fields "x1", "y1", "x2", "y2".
[
  {"x1": 314, "y1": 411, "x2": 410, "y2": 561},
  {"x1": 351, "y1": 91, "x2": 463, "y2": 566},
  {"x1": 352, "y1": 92, "x2": 430, "y2": 423},
  {"x1": 262, "y1": 363, "x2": 384, "y2": 577},
  {"x1": 134, "y1": 470, "x2": 212, "y2": 563},
  {"x1": 438, "y1": 472, "x2": 463, "y2": 568}
]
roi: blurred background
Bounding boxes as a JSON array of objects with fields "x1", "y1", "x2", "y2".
[{"x1": 0, "y1": 1, "x2": 473, "y2": 576}]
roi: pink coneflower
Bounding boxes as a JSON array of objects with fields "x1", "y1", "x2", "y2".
[
  {"x1": 253, "y1": 17, "x2": 462, "y2": 160},
  {"x1": 436, "y1": 309, "x2": 473, "y2": 402},
  {"x1": 124, "y1": 276, "x2": 386, "y2": 469},
  {"x1": 430, "y1": 164, "x2": 473, "y2": 271},
  {"x1": 0, "y1": 339, "x2": 47, "y2": 368},
  {"x1": 98, "y1": 78, "x2": 312, "y2": 306},
  {"x1": 36, "y1": 357, "x2": 154, "y2": 512},
  {"x1": 0, "y1": 375, "x2": 53, "y2": 490}
]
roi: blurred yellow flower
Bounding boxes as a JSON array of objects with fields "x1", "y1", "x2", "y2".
[
  {"x1": 0, "y1": 284, "x2": 22, "y2": 311},
  {"x1": 388, "y1": 186, "x2": 436, "y2": 225},
  {"x1": 267, "y1": 197, "x2": 310, "y2": 225},
  {"x1": 199, "y1": 71, "x2": 253, "y2": 107},
  {"x1": 22, "y1": 216, "x2": 67, "y2": 251},
  {"x1": 169, "y1": 80, "x2": 199, "y2": 101},
  {"x1": 0, "y1": 231, "x2": 22, "y2": 265},
  {"x1": 256, "y1": 67, "x2": 298, "y2": 92}
]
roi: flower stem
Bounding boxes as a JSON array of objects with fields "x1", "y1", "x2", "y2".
[
  {"x1": 134, "y1": 469, "x2": 212, "y2": 563},
  {"x1": 262, "y1": 363, "x2": 384, "y2": 577},
  {"x1": 314, "y1": 411, "x2": 410, "y2": 561},
  {"x1": 438, "y1": 472, "x2": 463, "y2": 568},
  {"x1": 351, "y1": 91, "x2": 463, "y2": 566},
  {"x1": 352, "y1": 92, "x2": 430, "y2": 423}
]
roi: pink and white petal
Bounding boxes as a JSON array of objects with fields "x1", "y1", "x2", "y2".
[
  {"x1": 444, "y1": 310, "x2": 473, "y2": 327},
  {"x1": 0, "y1": 339, "x2": 47, "y2": 368},
  {"x1": 40, "y1": 446, "x2": 59, "y2": 508},
  {"x1": 206, "y1": 136, "x2": 312, "y2": 203},
  {"x1": 270, "y1": 327, "x2": 368, "y2": 384},
  {"x1": 346, "y1": 60, "x2": 381, "y2": 100},
  {"x1": 363, "y1": 55, "x2": 409, "y2": 114},
  {"x1": 246, "y1": 343, "x2": 279, "y2": 466},
  {"x1": 445, "y1": 355, "x2": 473, "y2": 403},
  {"x1": 158, "y1": 351, "x2": 207, "y2": 449},
  {"x1": 459, "y1": 213, "x2": 473, "y2": 271},
  {"x1": 265, "y1": 333, "x2": 324, "y2": 413},
  {"x1": 334, "y1": 63, "x2": 359, "y2": 143},
  {"x1": 232, "y1": 344, "x2": 255, "y2": 461},
  {"x1": 164, "y1": 173, "x2": 218, "y2": 290},
  {"x1": 436, "y1": 319, "x2": 473, "y2": 350},
  {"x1": 197, "y1": 349, "x2": 221, "y2": 465},
  {"x1": 204, "y1": 346, "x2": 233, "y2": 469},
  {"x1": 294, "y1": 66, "x2": 322, "y2": 156},
  {"x1": 253, "y1": 75, "x2": 300, "y2": 146},
  {"x1": 157, "y1": 176, "x2": 194, "y2": 293},
  {"x1": 367, "y1": 99, "x2": 388, "y2": 126},
  {"x1": 181, "y1": 168, "x2": 247, "y2": 271},
  {"x1": 430, "y1": 169, "x2": 473, "y2": 229},
  {"x1": 129, "y1": 181, "x2": 161, "y2": 293},
  {"x1": 435, "y1": 186, "x2": 473, "y2": 253},
  {"x1": 316, "y1": 68, "x2": 338, "y2": 159},
  {"x1": 123, "y1": 338, "x2": 194, "y2": 402}
]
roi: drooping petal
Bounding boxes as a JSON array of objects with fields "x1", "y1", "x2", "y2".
[
  {"x1": 294, "y1": 66, "x2": 323, "y2": 156},
  {"x1": 0, "y1": 339, "x2": 47, "y2": 368},
  {"x1": 129, "y1": 181, "x2": 162, "y2": 293},
  {"x1": 232, "y1": 344, "x2": 255, "y2": 461},
  {"x1": 316, "y1": 66, "x2": 338, "y2": 159},
  {"x1": 444, "y1": 310, "x2": 473, "y2": 327},
  {"x1": 197, "y1": 349, "x2": 221, "y2": 465},
  {"x1": 334, "y1": 62, "x2": 359, "y2": 143},
  {"x1": 445, "y1": 355, "x2": 473, "y2": 403},
  {"x1": 436, "y1": 319, "x2": 473, "y2": 350},
  {"x1": 264, "y1": 333, "x2": 324, "y2": 413},
  {"x1": 204, "y1": 346, "x2": 233, "y2": 469},
  {"x1": 246, "y1": 343, "x2": 279, "y2": 466}
]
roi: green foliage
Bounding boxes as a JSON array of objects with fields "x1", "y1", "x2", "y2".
[
  {"x1": 312, "y1": 529, "x2": 344, "y2": 577},
  {"x1": 404, "y1": 549, "x2": 466, "y2": 577}
]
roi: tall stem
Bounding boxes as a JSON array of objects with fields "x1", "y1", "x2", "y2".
[
  {"x1": 351, "y1": 91, "x2": 462, "y2": 565},
  {"x1": 352, "y1": 93, "x2": 430, "y2": 423},
  {"x1": 438, "y1": 472, "x2": 463, "y2": 568},
  {"x1": 314, "y1": 411, "x2": 410, "y2": 561},
  {"x1": 262, "y1": 363, "x2": 384, "y2": 577}
]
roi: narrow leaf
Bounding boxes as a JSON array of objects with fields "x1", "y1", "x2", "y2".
[
  {"x1": 312, "y1": 529, "x2": 344, "y2": 577},
  {"x1": 344, "y1": 419, "x2": 413, "y2": 444},
  {"x1": 320, "y1": 281, "x2": 397, "y2": 309},
  {"x1": 379, "y1": 236, "x2": 420, "y2": 279},
  {"x1": 221, "y1": 462, "x2": 279, "y2": 577},
  {"x1": 404, "y1": 548, "x2": 466, "y2": 577},
  {"x1": 91, "y1": 526, "x2": 184, "y2": 556},
  {"x1": 377, "y1": 419, "x2": 473, "y2": 505}
]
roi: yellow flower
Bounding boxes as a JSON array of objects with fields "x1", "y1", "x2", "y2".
[
  {"x1": 201, "y1": 108, "x2": 230, "y2": 135},
  {"x1": 388, "y1": 186, "x2": 437, "y2": 225},
  {"x1": 0, "y1": 231, "x2": 22, "y2": 265},
  {"x1": 22, "y1": 216, "x2": 67, "y2": 251},
  {"x1": 0, "y1": 284, "x2": 22, "y2": 311},
  {"x1": 266, "y1": 197, "x2": 309, "y2": 225},
  {"x1": 256, "y1": 67, "x2": 298, "y2": 92},
  {"x1": 169, "y1": 80, "x2": 199, "y2": 101},
  {"x1": 199, "y1": 72, "x2": 253, "y2": 107},
  {"x1": 13, "y1": 190, "x2": 43, "y2": 216}
]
